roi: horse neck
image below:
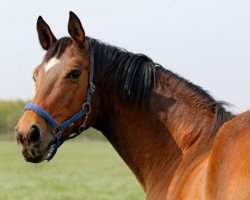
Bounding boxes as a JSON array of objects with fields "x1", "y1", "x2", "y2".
[
  {"x1": 92, "y1": 70, "x2": 229, "y2": 194},
  {"x1": 93, "y1": 87, "x2": 182, "y2": 192}
]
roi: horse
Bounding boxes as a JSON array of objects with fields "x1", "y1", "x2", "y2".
[{"x1": 15, "y1": 11, "x2": 249, "y2": 199}]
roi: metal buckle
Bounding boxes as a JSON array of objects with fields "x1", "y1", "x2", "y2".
[{"x1": 78, "y1": 103, "x2": 91, "y2": 132}]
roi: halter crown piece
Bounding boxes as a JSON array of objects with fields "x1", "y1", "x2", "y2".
[{"x1": 24, "y1": 42, "x2": 95, "y2": 161}]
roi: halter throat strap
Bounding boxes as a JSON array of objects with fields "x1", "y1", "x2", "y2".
[{"x1": 24, "y1": 42, "x2": 95, "y2": 161}]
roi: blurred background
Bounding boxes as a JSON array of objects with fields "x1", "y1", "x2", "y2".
[{"x1": 0, "y1": 0, "x2": 249, "y2": 199}]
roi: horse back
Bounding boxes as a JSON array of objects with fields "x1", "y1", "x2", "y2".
[{"x1": 206, "y1": 111, "x2": 250, "y2": 200}]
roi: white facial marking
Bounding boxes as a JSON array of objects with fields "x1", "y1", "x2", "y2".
[{"x1": 45, "y1": 58, "x2": 60, "y2": 73}]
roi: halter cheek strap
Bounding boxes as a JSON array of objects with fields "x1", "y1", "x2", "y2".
[{"x1": 24, "y1": 43, "x2": 95, "y2": 161}]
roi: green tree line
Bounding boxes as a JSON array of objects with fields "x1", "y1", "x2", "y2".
[
  {"x1": 0, "y1": 100, "x2": 105, "y2": 140},
  {"x1": 0, "y1": 100, "x2": 26, "y2": 135}
]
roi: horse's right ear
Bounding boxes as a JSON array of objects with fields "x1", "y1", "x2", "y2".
[
  {"x1": 36, "y1": 16, "x2": 57, "y2": 50},
  {"x1": 68, "y1": 11, "x2": 85, "y2": 45}
]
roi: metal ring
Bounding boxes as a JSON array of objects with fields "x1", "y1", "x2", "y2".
[{"x1": 83, "y1": 103, "x2": 91, "y2": 115}]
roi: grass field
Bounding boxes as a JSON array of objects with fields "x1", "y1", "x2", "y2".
[{"x1": 0, "y1": 140, "x2": 145, "y2": 200}]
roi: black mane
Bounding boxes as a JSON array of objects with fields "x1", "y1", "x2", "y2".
[{"x1": 88, "y1": 37, "x2": 156, "y2": 107}]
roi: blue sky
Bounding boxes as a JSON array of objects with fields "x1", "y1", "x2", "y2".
[{"x1": 0, "y1": 0, "x2": 249, "y2": 113}]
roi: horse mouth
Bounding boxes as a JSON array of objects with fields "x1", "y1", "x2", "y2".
[
  {"x1": 25, "y1": 155, "x2": 45, "y2": 163},
  {"x1": 24, "y1": 141, "x2": 54, "y2": 163}
]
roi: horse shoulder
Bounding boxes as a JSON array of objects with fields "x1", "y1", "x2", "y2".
[{"x1": 205, "y1": 111, "x2": 250, "y2": 200}]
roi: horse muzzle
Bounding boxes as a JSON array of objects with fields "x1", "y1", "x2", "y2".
[{"x1": 15, "y1": 116, "x2": 55, "y2": 163}]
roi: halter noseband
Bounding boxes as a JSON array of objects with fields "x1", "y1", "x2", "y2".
[{"x1": 24, "y1": 43, "x2": 95, "y2": 161}]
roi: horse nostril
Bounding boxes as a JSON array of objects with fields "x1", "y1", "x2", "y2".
[
  {"x1": 16, "y1": 134, "x2": 24, "y2": 144},
  {"x1": 29, "y1": 125, "x2": 40, "y2": 143}
]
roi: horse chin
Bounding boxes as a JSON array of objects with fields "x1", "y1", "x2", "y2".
[
  {"x1": 23, "y1": 140, "x2": 54, "y2": 163},
  {"x1": 24, "y1": 155, "x2": 46, "y2": 163}
]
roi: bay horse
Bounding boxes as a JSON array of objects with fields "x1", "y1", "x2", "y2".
[{"x1": 15, "y1": 12, "x2": 249, "y2": 199}]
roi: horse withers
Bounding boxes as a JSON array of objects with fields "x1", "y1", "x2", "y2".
[{"x1": 15, "y1": 12, "x2": 249, "y2": 199}]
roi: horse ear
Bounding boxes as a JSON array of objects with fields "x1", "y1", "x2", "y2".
[
  {"x1": 36, "y1": 16, "x2": 57, "y2": 50},
  {"x1": 68, "y1": 11, "x2": 85, "y2": 45}
]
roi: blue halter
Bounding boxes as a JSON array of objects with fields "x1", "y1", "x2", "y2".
[{"x1": 24, "y1": 44, "x2": 95, "y2": 161}]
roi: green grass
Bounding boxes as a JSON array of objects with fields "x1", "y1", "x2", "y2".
[{"x1": 0, "y1": 140, "x2": 145, "y2": 200}]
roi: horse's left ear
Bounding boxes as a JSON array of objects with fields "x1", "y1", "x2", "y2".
[{"x1": 68, "y1": 11, "x2": 85, "y2": 45}]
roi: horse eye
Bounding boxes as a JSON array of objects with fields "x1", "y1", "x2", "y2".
[
  {"x1": 32, "y1": 76, "x2": 36, "y2": 82},
  {"x1": 67, "y1": 70, "x2": 81, "y2": 79}
]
